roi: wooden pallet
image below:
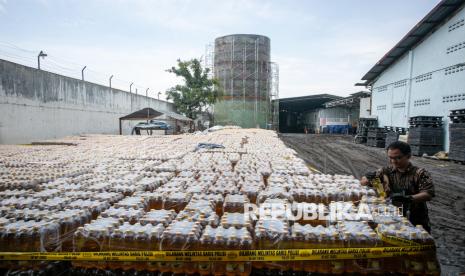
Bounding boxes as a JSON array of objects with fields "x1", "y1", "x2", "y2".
[
  {"x1": 449, "y1": 114, "x2": 465, "y2": 123},
  {"x1": 409, "y1": 123, "x2": 443, "y2": 128},
  {"x1": 409, "y1": 116, "x2": 443, "y2": 122},
  {"x1": 450, "y1": 108, "x2": 465, "y2": 116}
]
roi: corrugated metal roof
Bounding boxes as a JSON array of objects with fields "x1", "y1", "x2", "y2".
[
  {"x1": 324, "y1": 91, "x2": 371, "y2": 108},
  {"x1": 164, "y1": 111, "x2": 193, "y2": 122},
  {"x1": 361, "y1": 0, "x2": 465, "y2": 84},
  {"x1": 119, "y1": 108, "x2": 192, "y2": 121},
  {"x1": 278, "y1": 94, "x2": 342, "y2": 103},
  {"x1": 278, "y1": 94, "x2": 342, "y2": 113},
  {"x1": 119, "y1": 108, "x2": 163, "y2": 120}
]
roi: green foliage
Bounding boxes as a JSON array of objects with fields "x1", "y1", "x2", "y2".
[{"x1": 166, "y1": 59, "x2": 221, "y2": 119}]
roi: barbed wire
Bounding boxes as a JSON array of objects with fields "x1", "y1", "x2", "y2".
[{"x1": 0, "y1": 41, "x2": 163, "y2": 99}]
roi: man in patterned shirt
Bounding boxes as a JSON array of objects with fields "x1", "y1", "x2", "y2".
[{"x1": 360, "y1": 141, "x2": 435, "y2": 232}]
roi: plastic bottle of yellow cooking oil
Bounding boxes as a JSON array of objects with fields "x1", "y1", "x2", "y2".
[
  {"x1": 170, "y1": 232, "x2": 185, "y2": 274},
  {"x1": 157, "y1": 227, "x2": 171, "y2": 276},
  {"x1": 73, "y1": 226, "x2": 86, "y2": 258},
  {"x1": 124, "y1": 229, "x2": 135, "y2": 251},
  {"x1": 135, "y1": 228, "x2": 148, "y2": 250},
  {"x1": 97, "y1": 229, "x2": 110, "y2": 270},
  {"x1": 15, "y1": 226, "x2": 31, "y2": 269},
  {"x1": 355, "y1": 232, "x2": 372, "y2": 275},
  {"x1": 367, "y1": 232, "x2": 382, "y2": 274},
  {"x1": 135, "y1": 229, "x2": 148, "y2": 271},
  {"x1": 147, "y1": 226, "x2": 162, "y2": 272},
  {"x1": 407, "y1": 231, "x2": 425, "y2": 275},
  {"x1": 416, "y1": 226, "x2": 439, "y2": 275},
  {"x1": 302, "y1": 226, "x2": 317, "y2": 273},
  {"x1": 225, "y1": 232, "x2": 239, "y2": 276},
  {"x1": 417, "y1": 225, "x2": 433, "y2": 244},
  {"x1": 252, "y1": 228, "x2": 266, "y2": 270},
  {"x1": 108, "y1": 229, "x2": 123, "y2": 271},
  {"x1": 198, "y1": 229, "x2": 213, "y2": 276},
  {"x1": 85, "y1": 228, "x2": 101, "y2": 252},
  {"x1": 213, "y1": 231, "x2": 226, "y2": 276},
  {"x1": 31, "y1": 225, "x2": 42, "y2": 252},
  {"x1": 16, "y1": 226, "x2": 28, "y2": 252},
  {"x1": 184, "y1": 231, "x2": 198, "y2": 275},
  {"x1": 149, "y1": 226, "x2": 162, "y2": 251},
  {"x1": 342, "y1": 231, "x2": 356, "y2": 274},
  {"x1": 290, "y1": 224, "x2": 303, "y2": 272},
  {"x1": 330, "y1": 231, "x2": 344, "y2": 274},
  {"x1": 121, "y1": 230, "x2": 135, "y2": 271},
  {"x1": 4, "y1": 228, "x2": 16, "y2": 252},
  {"x1": 239, "y1": 233, "x2": 253, "y2": 276},
  {"x1": 317, "y1": 228, "x2": 331, "y2": 274}
]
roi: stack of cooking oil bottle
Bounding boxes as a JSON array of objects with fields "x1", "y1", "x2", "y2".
[{"x1": 0, "y1": 129, "x2": 439, "y2": 275}]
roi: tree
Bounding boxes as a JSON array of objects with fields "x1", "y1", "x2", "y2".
[{"x1": 166, "y1": 58, "x2": 221, "y2": 120}]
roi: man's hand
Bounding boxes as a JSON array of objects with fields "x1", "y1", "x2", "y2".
[
  {"x1": 361, "y1": 172, "x2": 376, "y2": 186},
  {"x1": 390, "y1": 192, "x2": 413, "y2": 203},
  {"x1": 360, "y1": 176, "x2": 370, "y2": 186}
]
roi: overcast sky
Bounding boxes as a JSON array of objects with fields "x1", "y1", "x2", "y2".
[{"x1": 0, "y1": 0, "x2": 440, "y2": 99}]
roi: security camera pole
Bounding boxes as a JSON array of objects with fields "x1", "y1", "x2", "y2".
[
  {"x1": 81, "y1": 66, "x2": 87, "y2": 81},
  {"x1": 37, "y1": 51, "x2": 47, "y2": 70}
]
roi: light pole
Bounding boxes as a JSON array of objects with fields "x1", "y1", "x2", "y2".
[
  {"x1": 130, "y1": 83, "x2": 134, "y2": 93},
  {"x1": 146, "y1": 88, "x2": 149, "y2": 98},
  {"x1": 37, "y1": 51, "x2": 47, "y2": 70},
  {"x1": 81, "y1": 66, "x2": 87, "y2": 81},
  {"x1": 109, "y1": 75, "x2": 113, "y2": 90}
]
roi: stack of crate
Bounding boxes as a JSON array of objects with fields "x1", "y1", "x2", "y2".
[
  {"x1": 366, "y1": 127, "x2": 387, "y2": 148},
  {"x1": 355, "y1": 118, "x2": 378, "y2": 144},
  {"x1": 384, "y1": 127, "x2": 407, "y2": 149},
  {"x1": 448, "y1": 109, "x2": 465, "y2": 163},
  {"x1": 408, "y1": 116, "x2": 443, "y2": 156}
]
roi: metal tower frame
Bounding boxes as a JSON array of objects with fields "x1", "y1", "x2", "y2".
[
  {"x1": 204, "y1": 43, "x2": 214, "y2": 79},
  {"x1": 270, "y1": 62, "x2": 279, "y2": 131},
  {"x1": 212, "y1": 35, "x2": 278, "y2": 128}
]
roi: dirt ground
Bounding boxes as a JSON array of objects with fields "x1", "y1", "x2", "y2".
[{"x1": 280, "y1": 133, "x2": 465, "y2": 276}]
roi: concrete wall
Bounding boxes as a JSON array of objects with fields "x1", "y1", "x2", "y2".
[
  {"x1": 0, "y1": 59, "x2": 175, "y2": 144},
  {"x1": 371, "y1": 5, "x2": 465, "y2": 151},
  {"x1": 303, "y1": 106, "x2": 359, "y2": 133}
]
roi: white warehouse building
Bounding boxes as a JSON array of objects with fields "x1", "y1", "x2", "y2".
[{"x1": 360, "y1": 0, "x2": 465, "y2": 151}]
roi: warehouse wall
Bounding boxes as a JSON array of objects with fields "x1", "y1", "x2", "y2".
[
  {"x1": 0, "y1": 59, "x2": 175, "y2": 144},
  {"x1": 303, "y1": 106, "x2": 359, "y2": 133},
  {"x1": 303, "y1": 110, "x2": 319, "y2": 132},
  {"x1": 371, "y1": 6, "x2": 465, "y2": 151},
  {"x1": 359, "y1": 97, "x2": 371, "y2": 118},
  {"x1": 318, "y1": 107, "x2": 359, "y2": 126}
]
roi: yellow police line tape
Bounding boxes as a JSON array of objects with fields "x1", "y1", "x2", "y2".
[
  {"x1": 0, "y1": 245, "x2": 435, "y2": 262},
  {"x1": 378, "y1": 231, "x2": 421, "y2": 247}
]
